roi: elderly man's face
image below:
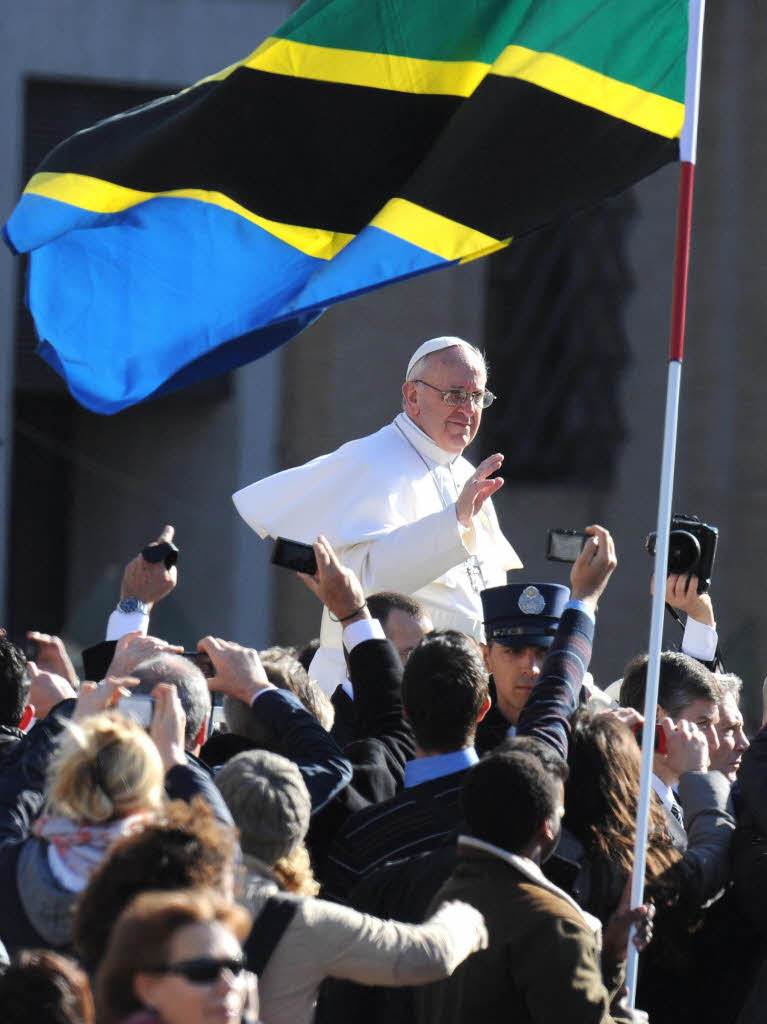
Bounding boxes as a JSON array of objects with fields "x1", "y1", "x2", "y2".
[
  {"x1": 709, "y1": 692, "x2": 749, "y2": 782},
  {"x1": 403, "y1": 347, "x2": 486, "y2": 454}
]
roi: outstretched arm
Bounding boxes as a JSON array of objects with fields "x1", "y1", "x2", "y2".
[{"x1": 517, "y1": 525, "x2": 617, "y2": 761}]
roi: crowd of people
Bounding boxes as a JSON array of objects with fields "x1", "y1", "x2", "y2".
[{"x1": 0, "y1": 336, "x2": 764, "y2": 1023}]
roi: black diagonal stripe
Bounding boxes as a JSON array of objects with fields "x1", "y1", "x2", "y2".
[
  {"x1": 39, "y1": 66, "x2": 677, "y2": 242},
  {"x1": 39, "y1": 68, "x2": 462, "y2": 235},
  {"x1": 401, "y1": 74, "x2": 679, "y2": 238}
]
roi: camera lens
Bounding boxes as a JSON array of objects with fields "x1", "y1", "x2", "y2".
[{"x1": 667, "y1": 530, "x2": 700, "y2": 573}]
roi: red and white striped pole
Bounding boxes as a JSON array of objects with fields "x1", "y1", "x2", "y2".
[{"x1": 625, "y1": 0, "x2": 707, "y2": 1006}]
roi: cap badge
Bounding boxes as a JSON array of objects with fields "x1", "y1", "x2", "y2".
[{"x1": 518, "y1": 586, "x2": 545, "y2": 615}]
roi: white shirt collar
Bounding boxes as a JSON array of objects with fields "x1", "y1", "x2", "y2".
[
  {"x1": 395, "y1": 412, "x2": 461, "y2": 468},
  {"x1": 651, "y1": 773, "x2": 676, "y2": 812}
]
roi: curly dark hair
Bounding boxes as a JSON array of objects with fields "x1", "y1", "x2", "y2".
[{"x1": 73, "y1": 797, "x2": 237, "y2": 973}]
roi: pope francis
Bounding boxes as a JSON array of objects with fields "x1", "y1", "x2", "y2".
[{"x1": 233, "y1": 336, "x2": 521, "y2": 692}]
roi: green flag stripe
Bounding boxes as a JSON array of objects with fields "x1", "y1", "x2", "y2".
[{"x1": 273, "y1": 0, "x2": 687, "y2": 103}]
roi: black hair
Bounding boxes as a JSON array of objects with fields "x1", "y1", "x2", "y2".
[
  {"x1": 461, "y1": 748, "x2": 565, "y2": 854},
  {"x1": 620, "y1": 651, "x2": 722, "y2": 720},
  {"x1": 366, "y1": 591, "x2": 427, "y2": 627},
  {"x1": 0, "y1": 638, "x2": 30, "y2": 728},
  {"x1": 401, "y1": 630, "x2": 488, "y2": 752}
]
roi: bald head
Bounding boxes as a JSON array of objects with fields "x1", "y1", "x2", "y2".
[{"x1": 131, "y1": 653, "x2": 210, "y2": 749}]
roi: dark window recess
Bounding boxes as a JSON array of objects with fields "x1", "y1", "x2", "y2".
[
  {"x1": 481, "y1": 193, "x2": 634, "y2": 484},
  {"x1": 9, "y1": 76, "x2": 230, "y2": 635}
]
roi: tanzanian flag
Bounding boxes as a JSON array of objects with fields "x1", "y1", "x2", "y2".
[{"x1": 4, "y1": 0, "x2": 690, "y2": 414}]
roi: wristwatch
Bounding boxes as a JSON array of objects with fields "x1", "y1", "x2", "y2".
[{"x1": 117, "y1": 597, "x2": 150, "y2": 615}]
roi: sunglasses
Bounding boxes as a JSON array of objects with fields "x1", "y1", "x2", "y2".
[{"x1": 154, "y1": 956, "x2": 245, "y2": 984}]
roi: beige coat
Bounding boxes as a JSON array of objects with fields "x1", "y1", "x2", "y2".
[{"x1": 240, "y1": 858, "x2": 487, "y2": 1024}]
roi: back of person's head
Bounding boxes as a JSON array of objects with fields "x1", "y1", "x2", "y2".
[
  {"x1": 366, "y1": 591, "x2": 425, "y2": 628},
  {"x1": 216, "y1": 748, "x2": 318, "y2": 895},
  {"x1": 0, "y1": 637, "x2": 30, "y2": 728},
  {"x1": 501, "y1": 734, "x2": 569, "y2": 778},
  {"x1": 73, "y1": 797, "x2": 237, "y2": 973},
  {"x1": 131, "y1": 653, "x2": 210, "y2": 747},
  {"x1": 565, "y1": 708, "x2": 680, "y2": 898},
  {"x1": 401, "y1": 629, "x2": 488, "y2": 752},
  {"x1": 0, "y1": 949, "x2": 95, "y2": 1024},
  {"x1": 94, "y1": 889, "x2": 251, "y2": 1024},
  {"x1": 296, "y1": 637, "x2": 320, "y2": 673},
  {"x1": 461, "y1": 748, "x2": 567, "y2": 854},
  {"x1": 620, "y1": 651, "x2": 722, "y2": 719},
  {"x1": 223, "y1": 646, "x2": 333, "y2": 745},
  {"x1": 47, "y1": 712, "x2": 164, "y2": 824}
]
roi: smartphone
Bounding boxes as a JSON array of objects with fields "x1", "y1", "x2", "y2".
[
  {"x1": 182, "y1": 651, "x2": 216, "y2": 678},
  {"x1": 632, "y1": 722, "x2": 668, "y2": 756},
  {"x1": 117, "y1": 694, "x2": 155, "y2": 729},
  {"x1": 546, "y1": 529, "x2": 588, "y2": 563},
  {"x1": 141, "y1": 540, "x2": 179, "y2": 569},
  {"x1": 271, "y1": 537, "x2": 318, "y2": 576}
]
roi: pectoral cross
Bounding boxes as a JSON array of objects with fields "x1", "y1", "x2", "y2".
[{"x1": 466, "y1": 558, "x2": 485, "y2": 594}]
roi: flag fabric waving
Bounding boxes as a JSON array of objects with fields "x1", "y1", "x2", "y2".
[{"x1": 4, "y1": 0, "x2": 690, "y2": 413}]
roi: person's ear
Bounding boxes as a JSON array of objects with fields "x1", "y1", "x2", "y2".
[
  {"x1": 541, "y1": 813, "x2": 558, "y2": 843},
  {"x1": 402, "y1": 380, "x2": 419, "y2": 416},
  {"x1": 479, "y1": 642, "x2": 491, "y2": 671},
  {"x1": 194, "y1": 716, "x2": 209, "y2": 749},
  {"x1": 476, "y1": 694, "x2": 492, "y2": 724}
]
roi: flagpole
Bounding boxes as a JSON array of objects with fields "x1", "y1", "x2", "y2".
[{"x1": 625, "y1": 0, "x2": 706, "y2": 1006}]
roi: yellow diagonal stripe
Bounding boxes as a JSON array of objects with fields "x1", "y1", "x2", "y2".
[
  {"x1": 25, "y1": 172, "x2": 353, "y2": 261},
  {"x1": 195, "y1": 37, "x2": 683, "y2": 139},
  {"x1": 371, "y1": 198, "x2": 507, "y2": 263},
  {"x1": 493, "y1": 46, "x2": 684, "y2": 139},
  {"x1": 28, "y1": 171, "x2": 508, "y2": 268},
  {"x1": 196, "y1": 37, "x2": 488, "y2": 97}
]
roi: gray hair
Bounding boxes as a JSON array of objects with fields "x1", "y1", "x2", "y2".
[
  {"x1": 717, "y1": 672, "x2": 743, "y2": 703},
  {"x1": 131, "y1": 654, "x2": 211, "y2": 748},
  {"x1": 402, "y1": 346, "x2": 488, "y2": 411},
  {"x1": 224, "y1": 646, "x2": 334, "y2": 746},
  {"x1": 405, "y1": 346, "x2": 488, "y2": 383}
]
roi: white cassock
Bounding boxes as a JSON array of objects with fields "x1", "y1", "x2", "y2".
[{"x1": 233, "y1": 411, "x2": 521, "y2": 693}]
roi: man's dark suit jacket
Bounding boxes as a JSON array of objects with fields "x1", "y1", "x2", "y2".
[{"x1": 309, "y1": 637, "x2": 416, "y2": 873}]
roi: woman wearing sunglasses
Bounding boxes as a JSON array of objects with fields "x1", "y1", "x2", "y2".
[{"x1": 94, "y1": 889, "x2": 259, "y2": 1024}]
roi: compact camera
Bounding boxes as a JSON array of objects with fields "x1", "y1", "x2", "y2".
[{"x1": 645, "y1": 514, "x2": 718, "y2": 594}]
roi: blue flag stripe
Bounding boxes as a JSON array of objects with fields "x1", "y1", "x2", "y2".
[{"x1": 16, "y1": 193, "x2": 450, "y2": 413}]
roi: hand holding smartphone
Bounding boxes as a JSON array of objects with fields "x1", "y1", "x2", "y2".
[{"x1": 271, "y1": 537, "x2": 318, "y2": 576}]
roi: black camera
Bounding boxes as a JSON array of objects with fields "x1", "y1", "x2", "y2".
[{"x1": 645, "y1": 514, "x2": 718, "y2": 594}]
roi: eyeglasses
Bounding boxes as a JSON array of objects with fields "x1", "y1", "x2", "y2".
[
  {"x1": 153, "y1": 957, "x2": 245, "y2": 985},
  {"x1": 414, "y1": 379, "x2": 495, "y2": 409}
]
